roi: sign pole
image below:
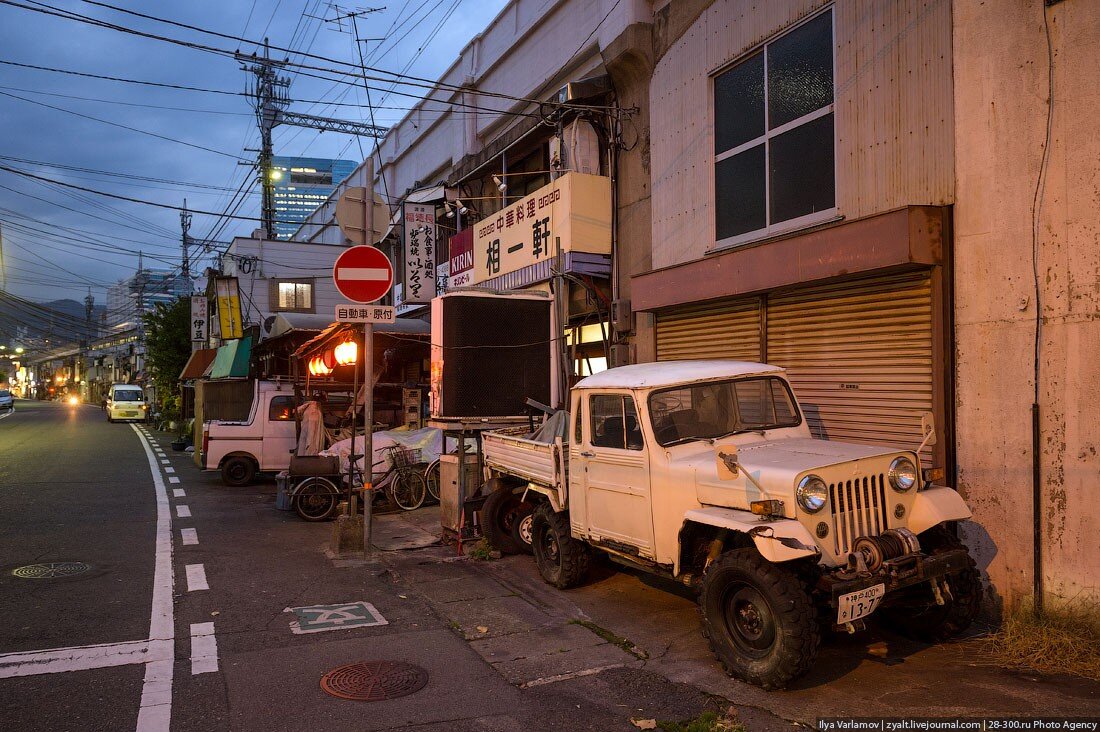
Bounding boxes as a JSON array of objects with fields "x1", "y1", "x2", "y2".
[{"x1": 363, "y1": 322, "x2": 373, "y2": 553}]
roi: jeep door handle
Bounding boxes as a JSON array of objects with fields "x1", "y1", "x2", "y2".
[{"x1": 579, "y1": 451, "x2": 595, "y2": 457}]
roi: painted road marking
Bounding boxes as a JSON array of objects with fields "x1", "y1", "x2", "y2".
[
  {"x1": 168, "y1": 477, "x2": 180, "y2": 484},
  {"x1": 160, "y1": 459, "x2": 170, "y2": 465},
  {"x1": 176, "y1": 505, "x2": 191, "y2": 518},
  {"x1": 130, "y1": 424, "x2": 174, "y2": 732},
  {"x1": 172, "y1": 489, "x2": 185, "y2": 498},
  {"x1": 189, "y1": 623, "x2": 218, "y2": 675},
  {"x1": 185, "y1": 564, "x2": 209, "y2": 592},
  {"x1": 284, "y1": 602, "x2": 388, "y2": 634},
  {"x1": 0, "y1": 410, "x2": 14, "y2": 420},
  {"x1": 0, "y1": 639, "x2": 168, "y2": 678},
  {"x1": 180, "y1": 528, "x2": 198, "y2": 545},
  {"x1": 164, "y1": 467, "x2": 175, "y2": 474}
]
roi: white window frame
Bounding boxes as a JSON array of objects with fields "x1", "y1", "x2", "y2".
[
  {"x1": 710, "y1": 7, "x2": 839, "y2": 252},
  {"x1": 274, "y1": 279, "x2": 314, "y2": 312}
]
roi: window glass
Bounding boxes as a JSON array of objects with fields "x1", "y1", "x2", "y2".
[
  {"x1": 766, "y1": 12, "x2": 833, "y2": 129},
  {"x1": 715, "y1": 144, "x2": 767, "y2": 240},
  {"x1": 113, "y1": 389, "x2": 144, "y2": 402},
  {"x1": 589, "y1": 394, "x2": 643, "y2": 451},
  {"x1": 573, "y1": 394, "x2": 582, "y2": 445},
  {"x1": 648, "y1": 377, "x2": 801, "y2": 446},
  {"x1": 278, "y1": 282, "x2": 312, "y2": 310},
  {"x1": 269, "y1": 396, "x2": 295, "y2": 421},
  {"x1": 769, "y1": 113, "x2": 835, "y2": 222},
  {"x1": 714, "y1": 51, "x2": 765, "y2": 154}
]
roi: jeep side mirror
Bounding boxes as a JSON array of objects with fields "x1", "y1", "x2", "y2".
[
  {"x1": 716, "y1": 444, "x2": 740, "y2": 480},
  {"x1": 918, "y1": 411, "x2": 937, "y2": 452}
]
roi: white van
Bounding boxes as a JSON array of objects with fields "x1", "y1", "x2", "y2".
[{"x1": 106, "y1": 383, "x2": 148, "y2": 423}]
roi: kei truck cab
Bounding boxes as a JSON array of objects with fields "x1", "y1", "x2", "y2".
[{"x1": 480, "y1": 360, "x2": 978, "y2": 689}]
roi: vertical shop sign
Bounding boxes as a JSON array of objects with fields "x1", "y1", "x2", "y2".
[{"x1": 402, "y1": 203, "x2": 437, "y2": 305}]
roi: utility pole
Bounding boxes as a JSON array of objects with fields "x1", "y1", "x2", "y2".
[
  {"x1": 84, "y1": 288, "x2": 94, "y2": 343},
  {"x1": 180, "y1": 199, "x2": 192, "y2": 284},
  {"x1": 237, "y1": 33, "x2": 387, "y2": 239}
]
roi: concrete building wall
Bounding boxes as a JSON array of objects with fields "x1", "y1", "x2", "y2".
[
  {"x1": 649, "y1": 0, "x2": 954, "y2": 270},
  {"x1": 224, "y1": 237, "x2": 344, "y2": 326},
  {"x1": 953, "y1": 0, "x2": 1100, "y2": 610}
]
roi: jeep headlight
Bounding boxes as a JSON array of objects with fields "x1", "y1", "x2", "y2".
[
  {"x1": 889, "y1": 456, "x2": 917, "y2": 492},
  {"x1": 796, "y1": 475, "x2": 828, "y2": 513}
]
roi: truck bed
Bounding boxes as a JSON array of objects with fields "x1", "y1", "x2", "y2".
[{"x1": 481, "y1": 427, "x2": 567, "y2": 488}]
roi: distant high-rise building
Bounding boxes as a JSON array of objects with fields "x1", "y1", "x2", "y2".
[
  {"x1": 105, "y1": 260, "x2": 189, "y2": 327},
  {"x1": 272, "y1": 156, "x2": 357, "y2": 239}
]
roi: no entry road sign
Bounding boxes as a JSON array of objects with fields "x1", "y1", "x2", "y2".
[{"x1": 333, "y1": 245, "x2": 393, "y2": 304}]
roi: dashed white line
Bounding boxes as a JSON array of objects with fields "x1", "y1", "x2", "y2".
[
  {"x1": 160, "y1": 459, "x2": 170, "y2": 465},
  {"x1": 185, "y1": 564, "x2": 209, "y2": 592},
  {"x1": 164, "y1": 467, "x2": 175, "y2": 474},
  {"x1": 172, "y1": 489, "x2": 185, "y2": 498},
  {"x1": 176, "y1": 505, "x2": 191, "y2": 518},
  {"x1": 180, "y1": 528, "x2": 198, "y2": 545},
  {"x1": 168, "y1": 477, "x2": 180, "y2": 484},
  {"x1": 131, "y1": 424, "x2": 174, "y2": 732},
  {"x1": 189, "y1": 623, "x2": 218, "y2": 675}
]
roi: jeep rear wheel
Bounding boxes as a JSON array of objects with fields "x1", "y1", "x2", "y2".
[
  {"x1": 877, "y1": 527, "x2": 982, "y2": 641},
  {"x1": 531, "y1": 503, "x2": 589, "y2": 589},
  {"x1": 700, "y1": 548, "x2": 820, "y2": 689}
]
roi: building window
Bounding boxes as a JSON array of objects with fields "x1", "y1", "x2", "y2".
[
  {"x1": 713, "y1": 9, "x2": 835, "y2": 247},
  {"x1": 272, "y1": 279, "x2": 314, "y2": 313}
]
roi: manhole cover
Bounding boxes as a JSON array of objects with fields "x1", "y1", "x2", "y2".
[
  {"x1": 320, "y1": 661, "x2": 428, "y2": 701},
  {"x1": 12, "y1": 562, "x2": 91, "y2": 579}
]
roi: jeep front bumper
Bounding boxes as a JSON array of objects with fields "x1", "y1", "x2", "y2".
[{"x1": 820, "y1": 548, "x2": 972, "y2": 607}]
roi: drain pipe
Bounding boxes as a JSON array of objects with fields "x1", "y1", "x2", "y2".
[{"x1": 1031, "y1": 402, "x2": 1043, "y2": 616}]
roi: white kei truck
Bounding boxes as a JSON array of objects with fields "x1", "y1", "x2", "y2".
[
  {"x1": 200, "y1": 380, "x2": 297, "y2": 486},
  {"x1": 480, "y1": 360, "x2": 978, "y2": 689}
]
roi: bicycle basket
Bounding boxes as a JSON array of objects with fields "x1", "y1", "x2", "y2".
[{"x1": 383, "y1": 445, "x2": 420, "y2": 468}]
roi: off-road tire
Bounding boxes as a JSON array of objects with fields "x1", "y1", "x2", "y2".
[
  {"x1": 877, "y1": 526, "x2": 982, "y2": 642},
  {"x1": 699, "y1": 548, "x2": 820, "y2": 689},
  {"x1": 531, "y1": 503, "x2": 589, "y2": 589},
  {"x1": 482, "y1": 485, "x2": 524, "y2": 555},
  {"x1": 293, "y1": 477, "x2": 340, "y2": 522},
  {"x1": 221, "y1": 456, "x2": 256, "y2": 487}
]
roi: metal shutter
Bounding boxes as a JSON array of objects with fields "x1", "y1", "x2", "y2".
[
  {"x1": 765, "y1": 272, "x2": 934, "y2": 464},
  {"x1": 656, "y1": 298, "x2": 762, "y2": 362}
]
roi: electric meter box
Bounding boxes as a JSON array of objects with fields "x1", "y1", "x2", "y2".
[{"x1": 430, "y1": 290, "x2": 559, "y2": 420}]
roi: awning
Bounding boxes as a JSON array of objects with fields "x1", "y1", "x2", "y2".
[
  {"x1": 291, "y1": 318, "x2": 430, "y2": 359},
  {"x1": 179, "y1": 348, "x2": 217, "y2": 381},
  {"x1": 264, "y1": 313, "x2": 333, "y2": 339},
  {"x1": 205, "y1": 336, "x2": 252, "y2": 379}
]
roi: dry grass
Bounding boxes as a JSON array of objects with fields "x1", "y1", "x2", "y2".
[{"x1": 983, "y1": 599, "x2": 1100, "y2": 681}]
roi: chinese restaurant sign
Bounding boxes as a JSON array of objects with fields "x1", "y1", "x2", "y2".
[
  {"x1": 447, "y1": 227, "x2": 474, "y2": 289},
  {"x1": 473, "y1": 172, "x2": 611, "y2": 285},
  {"x1": 403, "y1": 203, "x2": 437, "y2": 305}
]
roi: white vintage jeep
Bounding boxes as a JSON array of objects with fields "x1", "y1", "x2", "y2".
[{"x1": 481, "y1": 360, "x2": 979, "y2": 688}]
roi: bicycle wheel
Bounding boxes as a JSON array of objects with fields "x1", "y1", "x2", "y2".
[
  {"x1": 425, "y1": 461, "x2": 441, "y2": 502},
  {"x1": 388, "y1": 470, "x2": 427, "y2": 511}
]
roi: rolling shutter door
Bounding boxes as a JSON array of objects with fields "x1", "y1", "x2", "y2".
[
  {"x1": 765, "y1": 272, "x2": 934, "y2": 465},
  {"x1": 656, "y1": 298, "x2": 761, "y2": 362}
]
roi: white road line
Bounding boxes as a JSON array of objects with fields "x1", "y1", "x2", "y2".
[
  {"x1": 130, "y1": 424, "x2": 174, "y2": 732},
  {"x1": 189, "y1": 623, "x2": 218, "y2": 675},
  {"x1": 0, "y1": 410, "x2": 14, "y2": 420},
  {"x1": 176, "y1": 505, "x2": 191, "y2": 518},
  {"x1": 164, "y1": 467, "x2": 175, "y2": 474},
  {"x1": 172, "y1": 489, "x2": 185, "y2": 498},
  {"x1": 0, "y1": 639, "x2": 167, "y2": 678},
  {"x1": 160, "y1": 459, "x2": 170, "y2": 465},
  {"x1": 180, "y1": 528, "x2": 198, "y2": 545},
  {"x1": 185, "y1": 564, "x2": 209, "y2": 592},
  {"x1": 168, "y1": 477, "x2": 180, "y2": 484}
]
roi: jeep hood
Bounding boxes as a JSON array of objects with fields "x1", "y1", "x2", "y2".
[{"x1": 670, "y1": 438, "x2": 906, "y2": 515}]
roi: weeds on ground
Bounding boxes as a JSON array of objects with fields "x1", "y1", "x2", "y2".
[
  {"x1": 983, "y1": 599, "x2": 1100, "y2": 681},
  {"x1": 569, "y1": 619, "x2": 648, "y2": 660},
  {"x1": 655, "y1": 710, "x2": 745, "y2": 732},
  {"x1": 468, "y1": 539, "x2": 495, "y2": 561}
]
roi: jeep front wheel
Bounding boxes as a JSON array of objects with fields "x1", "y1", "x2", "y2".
[
  {"x1": 699, "y1": 548, "x2": 820, "y2": 689},
  {"x1": 530, "y1": 503, "x2": 589, "y2": 589}
]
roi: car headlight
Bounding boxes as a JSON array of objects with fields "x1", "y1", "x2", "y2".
[
  {"x1": 889, "y1": 456, "x2": 917, "y2": 492},
  {"x1": 796, "y1": 475, "x2": 828, "y2": 513}
]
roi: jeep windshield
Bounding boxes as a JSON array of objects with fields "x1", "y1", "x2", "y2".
[{"x1": 648, "y1": 376, "x2": 802, "y2": 447}]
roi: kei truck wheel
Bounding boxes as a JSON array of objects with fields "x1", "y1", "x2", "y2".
[
  {"x1": 530, "y1": 503, "x2": 590, "y2": 589},
  {"x1": 481, "y1": 483, "x2": 526, "y2": 555},
  {"x1": 877, "y1": 526, "x2": 982, "y2": 641},
  {"x1": 221, "y1": 456, "x2": 256, "y2": 487},
  {"x1": 699, "y1": 548, "x2": 820, "y2": 689}
]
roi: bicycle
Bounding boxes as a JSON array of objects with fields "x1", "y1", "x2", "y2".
[{"x1": 377, "y1": 446, "x2": 428, "y2": 511}]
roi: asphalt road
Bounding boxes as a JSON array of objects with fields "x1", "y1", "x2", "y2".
[{"x1": 0, "y1": 401, "x2": 732, "y2": 732}]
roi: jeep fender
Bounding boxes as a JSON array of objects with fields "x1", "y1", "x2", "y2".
[
  {"x1": 907, "y1": 486, "x2": 971, "y2": 535},
  {"x1": 681, "y1": 507, "x2": 819, "y2": 568}
]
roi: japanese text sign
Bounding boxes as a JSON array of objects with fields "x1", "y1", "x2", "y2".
[
  {"x1": 472, "y1": 172, "x2": 611, "y2": 285},
  {"x1": 190, "y1": 296, "x2": 208, "y2": 343},
  {"x1": 402, "y1": 203, "x2": 437, "y2": 305},
  {"x1": 447, "y1": 228, "x2": 474, "y2": 289},
  {"x1": 335, "y1": 304, "x2": 396, "y2": 324},
  {"x1": 214, "y1": 277, "x2": 243, "y2": 340}
]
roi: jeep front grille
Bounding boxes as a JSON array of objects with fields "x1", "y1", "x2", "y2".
[{"x1": 829, "y1": 475, "x2": 889, "y2": 556}]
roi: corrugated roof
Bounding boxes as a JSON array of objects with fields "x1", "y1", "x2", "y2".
[{"x1": 179, "y1": 348, "x2": 217, "y2": 381}]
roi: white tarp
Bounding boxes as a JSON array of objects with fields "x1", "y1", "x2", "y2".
[
  {"x1": 296, "y1": 401, "x2": 325, "y2": 456},
  {"x1": 320, "y1": 427, "x2": 445, "y2": 478}
]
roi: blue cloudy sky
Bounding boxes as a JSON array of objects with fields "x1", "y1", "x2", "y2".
[{"x1": 0, "y1": 0, "x2": 507, "y2": 304}]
